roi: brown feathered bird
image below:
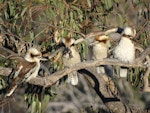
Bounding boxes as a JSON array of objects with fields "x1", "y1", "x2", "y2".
[
  {"x1": 62, "y1": 38, "x2": 81, "y2": 85},
  {"x1": 92, "y1": 35, "x2": 110, "y2": 73},
  {"x1": 6, "y1": 48, "x2": 46, "y2": 97},
  {"x1": 113, "y1": 27, "x2": 136, "y2": 77}
]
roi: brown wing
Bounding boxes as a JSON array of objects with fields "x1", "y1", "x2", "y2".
[
  {"x1": 7, "y1": 57, "x2": 24, "y2": 84},
  {"x1": 6, "y1": 59, "x2": 37, "y2": 96},
  {"x1": 10, "y1": 59, "x2": 37, "y2": 84},
  {"x1": 17, "y1": 60, "x2": 37, "y2": 78}
]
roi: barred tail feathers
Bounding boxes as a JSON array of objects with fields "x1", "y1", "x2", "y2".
[
  {"x1": 120, "y1": 68, "x2": 128, "y2": 78},
  {"x1": 67, "y1": 71, "x2": 78, "y2": 85},
  {"x1": 97, "y1": 66, "x2": 105, "y2": 74},
  {"x1": 5, "y1": 84, "x2": 17, "y2": 97}
]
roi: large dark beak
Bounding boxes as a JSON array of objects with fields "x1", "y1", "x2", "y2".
[
  {"x1": 63, "y1": 47, "x2": 70, "y2": 55},
  {"x1": 40, "y1": 56, "x2": 48, "y2": 61}
]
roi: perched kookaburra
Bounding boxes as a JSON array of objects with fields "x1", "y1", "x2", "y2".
[
  {"x1": 113, "y1": 27, "x2": 136, "y2": 77},
  {"x1": 6, "y1": 48, "x2": 46, "y2": 97},
  {"x1": 62, "y1": 38, "x2": 81, "y2": 85},
  {"x1": 92, "y1": 35, "x2": 110, "y2": 73}
]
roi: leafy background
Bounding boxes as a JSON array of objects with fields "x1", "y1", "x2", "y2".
[{"x1": 0, "y1": 0, "x2": 149, "y2": 113}]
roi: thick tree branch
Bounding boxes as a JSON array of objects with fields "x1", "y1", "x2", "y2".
[
  {"x1": 0, "y1": 46, "x2": 17, "y2": 58},
  {"x1": 0, "y1": 44, "x2": 150, "y2": 88},
  {"x1": 31, "y1": 44, "x2": 150, "y2": 87},
  {"x1": 0, "y1": 58, "x2": 146, "y2": 85},
  {"x1": 29, "y1": 58, "x2": 146, "y2": 87}
]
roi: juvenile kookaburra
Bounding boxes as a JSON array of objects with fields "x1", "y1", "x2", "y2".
[
  {"x1": 6, "y1": 48, "x2": 46, "y2": 97},
  {"x1": 62, "y1": 38, "x2": 81, "y2": 85},
  {"x1": 92, "y1": 35, "x2": 110, "y2": 73},
  {"x1": 113, "y1": 27, "x2": 136, "y2": 77}
]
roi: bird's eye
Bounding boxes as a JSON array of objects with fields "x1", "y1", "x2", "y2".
[{"x1": 30, "y1": 53, "x2": 34, "y2": 58}]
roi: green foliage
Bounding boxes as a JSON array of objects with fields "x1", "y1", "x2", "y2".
[
  {"x1": 27, "y1": 94, "x2": 51, "y2": 113},
  {"x1": 0, "y1": 77, "x2": 6, "y2": 89},
  {"x1": 24, "y1": 85, "x2": 56, "y2": 113},
  {"x1": 0, "y1": 0, "x2": 150, "y2": 112},
  {"x1": 78, "y1": 42, "x2": 89, "y2": 60},
  {"x1": 0, "y1": 57, "x2": 6, "y2": 67},
  {"x1": 128, "y1": 68, "x2": 144, "y2": 88}
]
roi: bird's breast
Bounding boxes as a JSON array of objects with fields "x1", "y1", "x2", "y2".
[
  {"x1": 93, "y1": 44, "x2": 108, "y2": 59},
  {"x1": 23, "y1": 63, "x2": 40, "y2": 81},
  {"x1": 63, "y1": 47, "x2": 80, "y2": 67},
  {"x1": 114, "y1": 38, "x2": 135, "y2": 63}
]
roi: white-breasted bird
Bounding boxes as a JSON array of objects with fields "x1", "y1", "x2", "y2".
[
  {"x1": 6, "y1": 48, "x2": 46, "y2": 97},
  {"x1": 113, "y1": 27, "x2": 136, "y2": 77},
  {"x1": 92, "y1": 35, "x2": 110, "y2": 73},
  {"x1": 62, "y1": 38, "x2": 81, "y2": 85}
]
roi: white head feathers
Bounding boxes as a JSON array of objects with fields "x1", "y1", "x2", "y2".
[
  {"x1": 25, "y1": 48, "x2": 42, "y2": 62},
  {"x1": 122, "y1": 27, "x2": 136, "y2": 37}
]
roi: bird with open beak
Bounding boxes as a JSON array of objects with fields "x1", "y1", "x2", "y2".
[
  {"x1": 6, "y1": 48, "x2": 47, "y2": 97},
  {"x1": 92, "y1": 35, "x2": 110, "y2": 74},
  {"x1": 62, "y1": 38, "x2": 81, "y2": 85},
  {"x1": 113, "y1": 27, "x2": 136, "y2": 77}
]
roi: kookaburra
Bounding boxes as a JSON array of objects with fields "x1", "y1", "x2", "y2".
[
  {"x1": 113, "y1": 27, "x2": 136, "y2": 77},
  {"x1": 62, "y1": 38, "x2": 81, "y2": 85},
  {"x1": 92, "y1": 35, "x2": 110, "y2": 73},
  {"x1": 6, "y1": 48, "x2": 46, "y2": 97}
]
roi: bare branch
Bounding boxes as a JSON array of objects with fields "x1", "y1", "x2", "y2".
[
  {"x1": 30, "y1": 21, "x2": 120, "y2": 40},
  {"x1": 30, "y1": 20, "x2": 86, "y2": 38},
  {"x1": 0, "y1": 58, "x2": 147, "y2": 87},
  {"x1": 28, "y1": 58, "x2": 146, "y2": 87},
  {"x1": 48, "y1": 47, "x2": 64, "y2": 59},
  {"x1": 0, "y1": 46, "x2": 17, "y2": 57},
  {"x1": 0, "y1": 44, "x2": 150, "y2": 88},
  {"x1": 135, "y1": 45, "x2": 150, "y2": 63},
  {"x1": 84, "y1": 31, "x2": 105, "y2": 39}
]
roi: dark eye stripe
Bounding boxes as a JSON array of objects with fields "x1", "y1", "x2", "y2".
[
  {"x1": 98, "y1": 40, "x2": 108, "y2": 43},
  {"x1": 95, "y1": 38, "x2": 109, "y2": 43},
  {"x1": 30, "y1": 53, "x2": 41, "y2": 57},
  {"x1": 122, "y1": 34, "x2": 132, "y2": 38}
]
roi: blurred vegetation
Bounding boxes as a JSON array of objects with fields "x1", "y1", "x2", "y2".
[{"x1": 0, "y1": 0, "x2": 149, "y2": 113}]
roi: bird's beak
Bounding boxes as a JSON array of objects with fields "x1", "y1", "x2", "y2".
[
  {"x1": 40, "y1": 57, "x2": 48, "y2": 61},
  {"x1": 89, "y1": 41, "x2": 99, "y2": 46},
  {"x1": 63, "y1": 47, "x2": 70, "y2": 55}
]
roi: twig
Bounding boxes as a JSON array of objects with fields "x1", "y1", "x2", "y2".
[
  {"x1": 135, "y1": 45, "x2": 150, "y2": 63},
  {"x1": 0, "y1": 46, "x2": 17, "y2": 56},
  {"x1": 0, "y1": 54, "x2": 6, "y2": 58},
  {"x1": 30, "y1": 20, "x2": 85, "y2": 38},
  {"x1": 30, "y1": 20, "x2": 120, "y2": 40},
  {"x1": 48, "y1": 47, "x2": 64, "y2": 60}
]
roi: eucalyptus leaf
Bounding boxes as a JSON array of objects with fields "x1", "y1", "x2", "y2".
[
  {"x1": 86, "y1": 0, "x2": 92, "y2": 8},
  {"x1": 31, "y1": 101, "x2": 36, "y2": 113},
  {"x1": 42, "y1": 95, "x2": 50, "y2": 113},
  {"x1": 21, "y1": 7, "x2": 28, "y2": 18}
]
